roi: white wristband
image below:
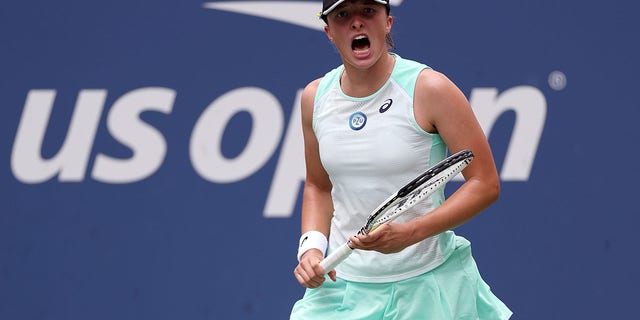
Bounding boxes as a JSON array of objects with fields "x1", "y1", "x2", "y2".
[{"x1": 297, "y1": 231, "x2": 328, "y2": 262}]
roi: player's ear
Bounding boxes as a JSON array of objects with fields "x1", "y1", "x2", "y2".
[
  {"x1": 386, "y1": 15, "x2": 393, "y2": 34},
  {"x1": 324, "y1": 25, "x2": 334, "y2": 43}
]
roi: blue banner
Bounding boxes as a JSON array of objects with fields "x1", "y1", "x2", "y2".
[{"x1": 1, "y1": 1, "x2": 638, "y2": 319}]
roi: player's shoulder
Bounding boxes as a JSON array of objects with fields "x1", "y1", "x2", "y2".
[
  {"x1": 415, "y1": 68, "x2": 465, "y2": 104},
  {"x1": 416, "y1": 69, "x2": 454, "y2": 91},
  {"x1": 304, "y1": 77, "x2": 323, "y2": 91},
  {"x1": 302, "y1": 77, "x2": 323, "y2": 101}
]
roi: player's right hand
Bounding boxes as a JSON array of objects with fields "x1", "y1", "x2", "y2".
[{"x1": 294, "y1": 249, "x2": 336, "y2": 288}]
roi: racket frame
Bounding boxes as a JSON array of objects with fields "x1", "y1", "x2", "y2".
[{"x1": 318, "y1": 149, "x2": 474, "y2": 273}]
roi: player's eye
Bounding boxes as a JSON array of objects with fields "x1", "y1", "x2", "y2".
[
  {"x1": 363, "y1": 7, "x2": 375, "y2": 15},
  {"x1": 334, "y1": 10, "x2": 348, "y2": 19}
]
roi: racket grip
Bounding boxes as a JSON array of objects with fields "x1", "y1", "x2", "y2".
[{"x1": 319, "y1": 242, "x2": 353, "y2": 274}]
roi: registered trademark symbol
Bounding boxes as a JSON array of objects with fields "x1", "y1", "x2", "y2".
[{"x1": 548, "y1": 71, "x2": 567, "y2": 91}]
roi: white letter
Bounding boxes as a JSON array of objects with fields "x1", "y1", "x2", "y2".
[
  {"x1": 470, "y1": 86, "x2": 546, "y2": 180},
  {"x1": 92, "y1": 87, "x2": 175, "y2": 183},
  {"x1": 190, "y1": 87, "x2": 284, "y2": 183},
  {"x1": 264, "y1": 89, "x2": 305, "y2": 218},
  {"x1": 11, "y1": 89, "x2": 105, "y2": 183}
]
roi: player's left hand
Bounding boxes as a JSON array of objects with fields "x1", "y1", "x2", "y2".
[{"x1": 349, "y1": 223, "x2": 416, "y2": 254}]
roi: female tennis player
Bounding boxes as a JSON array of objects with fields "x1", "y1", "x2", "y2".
[{"x1": 291, "y1": 0, "x2": 512, "y2": 319}]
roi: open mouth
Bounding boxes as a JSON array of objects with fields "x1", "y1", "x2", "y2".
[{"x1": 352, "y1": 35, "x2": 371, "y2": 53}]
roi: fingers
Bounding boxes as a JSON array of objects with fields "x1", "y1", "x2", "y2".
[
  {"x1": 350, "y1": 225, "x2": 386, "y2": 249},
  {"x1": 294, "y1": 266, "x2": 325, "y2": 288},
  {"x1": 328, "y1": 270, "x2": 337, "y2": 282},
  {"x1": 294, "y1": 252, "x2": 328, "y2": 288},
  {"x1": 349, "y1": 224, "x2": 409, "y2": 254}
]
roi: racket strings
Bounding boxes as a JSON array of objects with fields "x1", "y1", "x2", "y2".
[{"x1": 364, "y1": 157, "x2": 472, "y2": 231}]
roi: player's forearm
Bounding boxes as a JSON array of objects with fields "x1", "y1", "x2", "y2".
[
  {"x1": 410, "y1": 177, "x2": 499, "y2": 242},
  {"x1": 300, "y1": 182, "x2": 334, "y2": 236}
]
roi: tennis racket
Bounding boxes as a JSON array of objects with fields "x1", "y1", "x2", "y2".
[{"x1": 319, "y1": 149, "x2": 474, "y2": 273}]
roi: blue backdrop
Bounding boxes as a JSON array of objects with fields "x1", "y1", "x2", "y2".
[{"x1": 1, "y1": 1, "x2": 638, "y2": 319}]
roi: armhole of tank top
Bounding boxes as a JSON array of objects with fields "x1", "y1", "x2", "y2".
[
  {"x1": 406, "y1": 66, "x2": 440, "y2": 139},
  {"x1": 311, "y1": 85, "x2": 320, "y2": 134},
  {"x1": 403, "y1": 64, "x2": 448, "y2": 198},
  {"x1": 312, "y1": 76, "x2": 328, "y2": 133},
  {"x1": 312, "y1": 66, "x2": 343, "y2": 133}
]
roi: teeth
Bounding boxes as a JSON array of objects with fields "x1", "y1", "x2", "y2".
[{"x1": 355, "y1": 35, "x2": 367, "y2": 40}]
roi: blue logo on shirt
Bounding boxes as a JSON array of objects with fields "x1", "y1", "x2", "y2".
[{"x1": 349, "y1": 112, "x2": 367, "y2": 131}]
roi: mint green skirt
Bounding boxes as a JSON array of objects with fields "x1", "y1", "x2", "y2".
[{"x1": 290, "y1": 236, "x2": 512, "y2": 320}]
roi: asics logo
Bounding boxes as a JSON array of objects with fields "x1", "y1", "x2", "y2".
[
  {"x1": 379, "y1": 99, "x2": 392, "y2": 113},
  {"x1": 202, "y1": 1, "x2": 405, "y2": 31}
]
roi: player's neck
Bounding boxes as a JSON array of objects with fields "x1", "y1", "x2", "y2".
[{"x1": 340, "y1": 53, "x2": 395, "y2": 98}]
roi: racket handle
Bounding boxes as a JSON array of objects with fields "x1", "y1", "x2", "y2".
[{"x1": 319, "y1": 242, "x2": 353, "y2": 274}]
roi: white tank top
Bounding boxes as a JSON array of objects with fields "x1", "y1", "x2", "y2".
[{"x1": 313, "y1": 54, "x2": 457, "y2": 282}]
